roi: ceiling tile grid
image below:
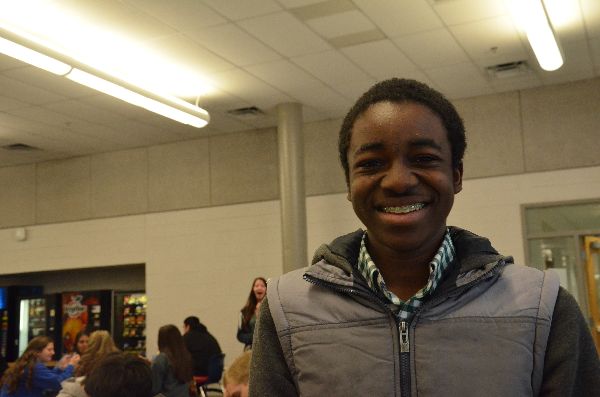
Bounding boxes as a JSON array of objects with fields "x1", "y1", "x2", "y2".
[{"x1": 0, "y1": 0, "x2": 598, "y2": 166}]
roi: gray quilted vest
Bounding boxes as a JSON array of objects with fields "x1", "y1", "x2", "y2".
[{"x1": 268, "y1": 262, "x2": 559, "y2": 397}]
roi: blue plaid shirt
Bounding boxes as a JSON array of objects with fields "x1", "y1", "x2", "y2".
[{"x1": 357, "y1": 229, "x2": 455, "y2": 320}]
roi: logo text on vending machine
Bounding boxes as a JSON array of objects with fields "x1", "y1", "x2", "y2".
[{"x1": 65, "y1": 295, "x2": 86, "y2": 318}]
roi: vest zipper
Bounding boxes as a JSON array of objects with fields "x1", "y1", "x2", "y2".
[
  {"x1": 399, "y1": 321, "x2": 411, "y2": 397},
  {"x1": 304, "y1": 273, "x2": 408, "y2": 396}
]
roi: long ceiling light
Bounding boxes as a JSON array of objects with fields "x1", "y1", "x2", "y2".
[
  {"x1": 510, "y1": 0, "x2": 563, "y2": 71},
  {"x1": 0, "y1": 26, "x2": 210, "y2": 128}
]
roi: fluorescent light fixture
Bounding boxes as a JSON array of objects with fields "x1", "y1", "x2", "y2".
[
  {"x1": 510, "y1": 0, "x2": 563, "y2": 71},
  {"x1": 0, "y1": 36, "x2": 71, "y2": 75},
  {"x1": 0, "y1": 27, "x2": 210, "y2": 128},
  {"x1": 67, "y1": 69, "x2": 208, "y2": 128}
]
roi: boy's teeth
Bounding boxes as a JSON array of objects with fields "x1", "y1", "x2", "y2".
[{"x1": 383, "y1": 203, "x2": 425, "y2": 214}]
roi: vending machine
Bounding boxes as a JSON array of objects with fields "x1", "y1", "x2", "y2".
[
  {"x1": 0, "y1": 288, "x2": 8, "y2": 359},
  {"x1": 61, "y1": 290, "x2": 112, "y2": 353},
  {"x1": 113, "y1": 291, "x2": 147, "y2": 356},
  {"x1": 0, "y1": 286, "x2": 44, "y2": 361},
  {"x1": 15, "y1": 294, "x2": 62, "y2": 358}
]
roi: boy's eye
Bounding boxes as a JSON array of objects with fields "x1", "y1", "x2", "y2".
[
  {"x1": 356, "y1": 159, "x2": 383, "y2": 169},
  {"x1": 414, "y1": 155, "x2": 439, "y2": 164}
]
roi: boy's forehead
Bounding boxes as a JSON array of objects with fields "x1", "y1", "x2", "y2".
[{"x1": 350, "y1": 102, "x2": 448, "y2": 144}]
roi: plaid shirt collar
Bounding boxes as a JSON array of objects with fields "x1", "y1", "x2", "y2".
[{"x1": 357, "y1": 229, "x2": 455, "y2": 320}]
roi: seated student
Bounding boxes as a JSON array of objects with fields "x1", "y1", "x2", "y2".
[
  {"x1": 182, "y1": 316, "x2": 222, "y2": 377},
  {"x1": 0, "y1": 336, "x2": 79, "y2": 397},
  {"x1": 83, "y1": 353, "x2": 152, "y2": 397},
  {"x1": 223, "y1": 351, "x2": 251, "y2": 397},
  {"x1": 57, "y1": 330, "x2": 119, "y2": 397},
  {"x1": 151, "y1": 325, "x2": 193, "y2": 397}
]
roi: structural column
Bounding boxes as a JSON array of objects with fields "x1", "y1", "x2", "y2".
[{"x1": 277, "y1": 102, "x2": 307, "y2": 274}]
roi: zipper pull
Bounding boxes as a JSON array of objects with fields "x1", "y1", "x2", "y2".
[{"x1": 400, "y1": 321, "x2": 409, "y2": 353}]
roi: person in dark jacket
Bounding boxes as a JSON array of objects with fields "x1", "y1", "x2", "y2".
[
  {"x1": 182, "y1": 316, "x2": 222, "y2": 376},
  {"x1": 249, "y1": 78, "x2": 600, "y2": 396}
]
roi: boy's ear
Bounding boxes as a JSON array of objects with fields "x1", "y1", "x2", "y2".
[{"x1": 453, "y1": 162, "x2": 463, "y2": 194}]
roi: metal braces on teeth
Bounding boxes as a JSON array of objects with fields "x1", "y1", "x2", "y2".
[{"x1": 383, "y1": 203, "x2": 425, "y2": 214}]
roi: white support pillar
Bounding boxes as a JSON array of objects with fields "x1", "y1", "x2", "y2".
[{"x1": 277, "y1": 102, "x2": 308, "y2": 274}]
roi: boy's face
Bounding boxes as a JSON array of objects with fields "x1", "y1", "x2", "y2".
[
  {"x1": 223, "y1": 382, "x2": 248, "y2": 397},
  {"x1": 347, "y1": 101, "x2": 462, "y2": 258}
]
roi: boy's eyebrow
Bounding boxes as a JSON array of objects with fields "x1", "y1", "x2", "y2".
[
  {"x1": 410, "y1": 138, "x2": 443, "y2": 151},
  {"x1": 353, "y1": 138, "x2": 443, "y2": 156},
  {"x1": 354, "y1": 141, "x2": 384, "y2": 156}
]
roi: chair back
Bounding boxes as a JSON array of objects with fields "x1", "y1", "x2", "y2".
[{"x1": 207, "y1": 353, "x2": 225, "y2": 384}]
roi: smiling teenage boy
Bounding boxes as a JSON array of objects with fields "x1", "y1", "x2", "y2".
[{"x1": 249, "y1": 79, "x2": 600, "y2": 396}]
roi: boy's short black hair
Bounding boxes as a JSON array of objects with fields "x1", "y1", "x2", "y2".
[
  {"x1": 84, "y1": 353, "x2": 152, "y2": 397},
  {"x1": 338, "y1": 78, "x2": 466, "y2": 185}
]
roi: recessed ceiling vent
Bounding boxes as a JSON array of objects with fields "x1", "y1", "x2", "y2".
[
  {"x1": 1, "y1": 143, "x2": 40, "y2": 151},
  {"x1": 486, "y1": 61, "x2": 531, "y2": 79},
  {"x1": 226, "y1": 106, "x2": 265, "y2": 118}
]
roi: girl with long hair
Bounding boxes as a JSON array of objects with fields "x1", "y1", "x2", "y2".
[
  {"x1": 0, "y1": 336, "x2": 79, "y2": 397},
  {"x1": 72, "y1": 331, "x2": 89, "y2": 356},
  {"x1": 151, "y1": 324, "x2": 193, "y2": 397},
  {"x1": 57, "y1": 330, "x2": 119, "y2": 397},
  {"x1": 237, "y1": 277, "x2": 267, "y2": 349}
]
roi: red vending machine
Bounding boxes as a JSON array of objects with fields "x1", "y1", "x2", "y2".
[
  {"x1": 113, "y1": 291, "x2": 147, "y2": 356},
  {"x1": 61, "y1": 290, "x2": 112, "y2": 353}
]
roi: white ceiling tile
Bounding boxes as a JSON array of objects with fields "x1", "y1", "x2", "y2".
[
  {"x1": 0, "y1": 95, "x2": 29, "y2": 112},
  {"x1": 544, "y1": 0, "x2": 587, "y2": 43},
  {"x1": 394, "y1": 29, "x2": 470, "y2": 69},
  {"x1": 210, "y1": 69, "x2": 292, "y2": 110},
  {"x1": 354, "y1": 0, "x2": 443, "y2": 37},
  {"x1": 0, "y1": 76, "x2": 66, "y2": 105},
  {"x1": 3, "y1": 66, "x2": 95, "y2": 99},
  {"x1": 45, "y1": 100, "x2": 129, "y2": 126},
  {"x1": 77, "y1": 94, "x2": 157, "y2": 121},
  {"x1": 87, "y1": 0, "x2": 179, "y2": 41},
  {"x1": 278, "y1": 0, "x2": 325, "y2": 7},
  {"x1": 581, "y1": 0, "x2": 600, "y2": 38},
  {"x1": 342, "y1": 39, "x2": 416, "y2": 80},
  {"x1": 0, "y1": 56, "x2": 28, "y2": 72},
  {"x1": 305, "y1": 10, "x2": 376, "y2": 39},
  {"x1": 292, "y1": 50, "x2": 374, "y2": 87},
  {"x1": 394, "y1": 70, "x2": 437, "y2": 88},
  {"x1": 245, "y1": 60, "x2": 322, "y2": 93},
  {"x1": 293, "y1": 83, "x2": 352, "y2": 118},
  {"x1": 7, "y1": 106, "x2": 75, "y2": 128},
  {"x1": 539, "y1": 39, "x2": 594, "y2": 83},
  {"x1": 0, "y1": 112, "x2": 53, "y2": 132},
  {"x1": 202, "y1": 0, "x2": 282, "y2": 20},
  {"x1": 431, "y1": 0, "x2": 508, "y2": 26},
  {"x1": 148, "y1": 34, "x2": 235, "y2": 75},
  {"x1": 238, "y1": 12, "x2": 331, "y2": 57},
  {"x1": 331, "y1": 79, "x2": 376, "y2": 102},
  {"x1": 426, "y1": 62, "x2": 493, "y2": 99},
  {"x1": 187, "y1": 24, "x2": 282, "y2": 66},
  {"x1": 125, "y1": 0, "x2": 226, "y2": 30},
  {"x1": 450, "y1": 16, "x2": 528, "y2": 63}
]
